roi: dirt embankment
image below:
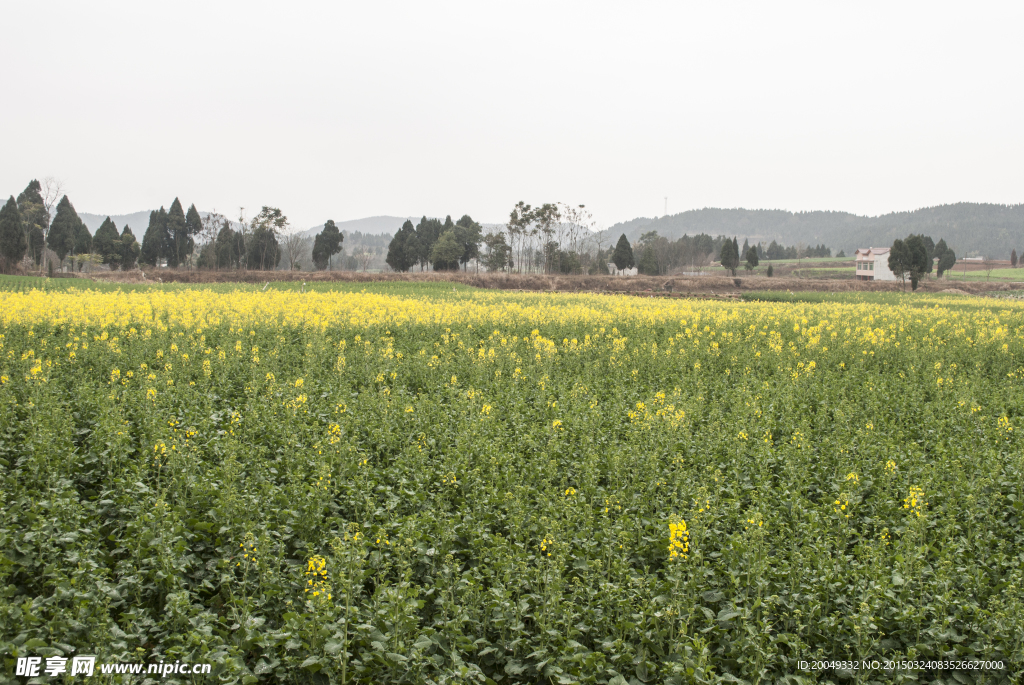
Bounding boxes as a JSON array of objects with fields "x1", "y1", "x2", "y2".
[{"x1": 82, "y1": 268, "x2": 1024, "y2": 297}]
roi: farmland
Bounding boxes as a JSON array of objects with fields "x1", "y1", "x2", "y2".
[{"x1": 0, "y1": 282, "x2": 1021, "y2": 683}]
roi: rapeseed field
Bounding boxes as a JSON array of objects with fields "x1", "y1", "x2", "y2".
[{"x1": 0, "y1": 285, "x2": 1021, "y2": 683}]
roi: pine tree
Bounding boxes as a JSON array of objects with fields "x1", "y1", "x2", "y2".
[
  {"x1": 120, "y1": 226, "x2": 140, "y2": 270},
  {"x1": 0, "y1": 196, "x2": 27, "y2": 272},
  {"x1": 415, "y1": 217, "x2": 444, "y2": 270},
  {"x1": 385, "y1": 220, "x2": 417, "y2": 272},
  {"x1": 72, "y1": 220, "x2": 92, "y2": 271},
  {"x1": 17, "y1": 181, "x2": 48, "y2": 266},
  {"x1": 766, "y1": 264, "x2": 773, "y2": 277},
  {"x1": 140, "y1": 208, "x2": 168, "y2": 267},
  {"x1": 744, "y1": 246, "x2": 759, "y2": 271},
  {"x1": 93, "y1": 217, "x2": 122, "y2": 267},
  {"x1": 720, "y1": 237, "x2": 740, "y2": 276},
  {"x1": 611, "y1": 234, "x2": 635, "y2": 271},
  {"x1": 430, "y1": 229, "x2": 463, "y2": 271},
  {"x1": 455, "y1": 215, "x2": 483, "y2": 270},
  {"x1": 47, "y1": 195, "x2": 80, "y2": 270},
  {"x1": 183, "y1": 204, "x2": 203, "y2": 268},
  {"x1": 165, "y1": 198, "x2": 188, "y2": 267},
  {"x1": 1011, "y1": 249, "x2": 1018, "y2": 268},
  {"x1": 312, "y1": 220, "x2": 344, "y2": 270},
  {"x1": 28, "y1": 227, "x2": 44, "y2": 266}
]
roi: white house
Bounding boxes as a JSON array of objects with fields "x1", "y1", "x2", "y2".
[{"x1": 854, "y1": 247, "x2": 898, "y2": 281}]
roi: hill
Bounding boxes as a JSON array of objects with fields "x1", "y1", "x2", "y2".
[{"x1": 600, "y1": 203, "x2": 1023, "y2": 258}]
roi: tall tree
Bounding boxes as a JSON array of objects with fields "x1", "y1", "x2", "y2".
[
  {"x1": 120, "y1": 226, "x2": 140, "y2": 270},
  {"x1": 17, "y1": 180, "x2": 48, "y2": 267},
  {"x1": 1011, "y1": 249, "x2": 1018, "y2": 268},
  {"x1": 183, "y1": 203, "x2": 203, "y2": 268},
  {"x1": 611, "y1": 234, "x2": 635, "y2": 271},
  {"x1": 93, "y1": 217, "x2": 122, "y2": 267},
  {"x1": 483, "y1": 232, "x2": 512, "y2": 272},
  {"x1": 165, "y1": 198, "x2": 188, "y2": 267},
  {"x1": 429, "y1": 229, "x2": 463, "y2": 271},
  {"x1": 72, "y1": 220, "x2": 92, "y2": 271},
  {"x1": 28, "y1": 226, "x2": 44, "y2": 266},
  {"x1": 888, "y1": 239, "x2": 909, "y2": 288},
  {"x1": 140, "y1": 208, "x2": 169, "y2": 267},
  {"x1": 744, "y1": 246, "x2": 759, "y2": 271},
  {"x1": 934, "y1": 239, "x2": 956, "y2": 278},
  {"x1": 919, "y1": 235, "x2": 935, "y2": 275},
  {"x1": 385, "y1": 220, "x2": 417, "y2": 272},
  {"x1": 312, "y1": 219, "x2": 344, "y2": 270},
  {"x1": 247, "y1": 206, "x2": 286, "y2": 270},
  {"x1": 720, "y1": 237, "x2": 740, "y2": 276},
  {"x1": 903, "y1": 234, "x2": 929, "y2": 290},
  {"x1": 415, "y1": 216, "x2": 444, "y2": 271},
  {"x1": 47, "y1": 195, "x2": 80, "y2": 270},
  {"x1": 455, "y1": 215, "x2": 483, "y2": 270},
  {"x1": 0, "y1": 196, "x2": 27, "y2": 272}
]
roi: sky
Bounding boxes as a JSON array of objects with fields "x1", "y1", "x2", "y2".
[{"x1": 3, "y1": 1, "x2": 1022, "y2": 231}]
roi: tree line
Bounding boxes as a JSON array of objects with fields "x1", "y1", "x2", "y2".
[{"x1": 0, "y1": 179, "x2": 140, "y2": 274}]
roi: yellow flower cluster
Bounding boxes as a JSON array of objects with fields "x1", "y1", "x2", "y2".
[
  {"x1": 540, "y1": 536, "x2": 554, "y2": 557},
  {"x1": 304, "y1": 555, "x2": 330, "y2": 600},
  {"x1": 237, "y1": 534, "x2": 258, "y2": 568},
  {"x1": 668, "y1": 519, "x2": 689, "y2": 559},
  {"x1": 903, "y1": 487, "x2": 927, "y2": 517}
]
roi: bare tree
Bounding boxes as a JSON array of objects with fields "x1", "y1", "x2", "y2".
[
  {"x1": 356, "y1": 250, "x2": 374, "y2": 272},
  {"x1": 282, "y1": 232, "x2": 311, "y2": 271},
  {"x1": 38, "y1": 177, "x2": 65, "y2": 273}
]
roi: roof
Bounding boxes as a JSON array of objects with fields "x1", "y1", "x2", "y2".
[{"x1": 855, "y1": 247, "x2": 890, "y2": 257}]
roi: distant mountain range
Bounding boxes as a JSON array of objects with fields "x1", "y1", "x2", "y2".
[{"x1": 599, "y1": 203, "x2": 1023, "y2": 258}]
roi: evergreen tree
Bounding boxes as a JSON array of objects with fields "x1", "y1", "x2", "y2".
[
  {"x1": 140, "y1": 208, "x2": 169, "y2": 267},
  {"x1": 120, "y1": 226, "x2": 140, "y2": 270},
  {"x1": 28, "y1": 227, "x2": 44, "y2": 266},
  {"x1": 637, "y1": 245, "x2": 659, "y2": 275},
  {"x1": 888, "y1": 238, "x2": 916, "y2": 290},
  {"x1": 1011, "y1": 249, "x2": 1018, "y2": 268},
  {"x1": 183, "y1": 203, "x2": 203, "y2": 267},
  {"x1": 72, "y1": 220, "x2": 92, "y2": 271},
  {"x1": 385, "y1": 220, "x2": 417, "y2": 272},
  {"x1": 415, "y1": 216, "x2": 444, "y2": 270},
  {"x1": 766, "y1": 264, "x2": 774, "y2": 277},
  {"x1": 47, "y1": 195, "x2": 80, "y2": 269},
  {"x1": 741, "y1": 238, "x2": 750, "y2": 259},
  {"x1": 744, "y1": 246, "x2": 759, "y2": 271},
  {"x1": 935, "y1": 239, "x2": 956, "y2": 278},
  {"x1": 483, "y1": 232, "x2": 511, "y2": 272},
  {"x1": 165, "y1": 198, "x2": 188, "y2": 267},
  {"x1": 93, "y1": 217, "x2": 122, "y2": 267},
  {"x1": 719, "y1": 237, "x2": 740, "y2": 276},
  {"x1": 903, "y1": 234, "x2": 929, "y2": 290},
  {"x1": 611, "y1": 234, "x2": 635, "y2": 271},
  {"x1": 455, "y1": 215, "x2": 483, "y2": 270},
  {"x1": 919, "y1": 235, "x2": 935, "y2": 275},
  {"x1": 312, "y1": 219, "x2": 344, "y2": 270},
  {"x1": 17, "y1": 181, "x2": 48, "y2": 265},
  {"x1": 430, "y1": 229, "x2": 463, "y2": 271},
  {"x1": 247, "y1": 226, "x2": 281, "y2": 270},
  {"x1": 0, "y1": 196, "x2": 27, "y2": 272},
  {"x1": 215, "y1": 225, "x2": 240, "y2": 269}
]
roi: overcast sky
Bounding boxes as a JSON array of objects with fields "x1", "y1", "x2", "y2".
[{"x1": 3, "y1": 1, "x2": 1022, "y2": 230}]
